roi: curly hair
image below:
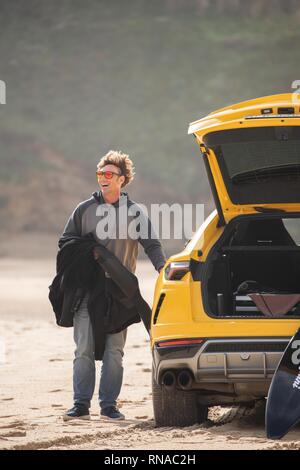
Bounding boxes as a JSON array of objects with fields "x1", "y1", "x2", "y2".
[{"x1": 97, "y1": 150, "x2": 135, "y2": 187}]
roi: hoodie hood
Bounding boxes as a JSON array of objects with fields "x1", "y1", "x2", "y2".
[{"x1": 92, "y1": 190, "x2": 128, "y2": 208}]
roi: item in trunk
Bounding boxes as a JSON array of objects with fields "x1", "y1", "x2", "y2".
[
  {"x1": 234, "y1": 280, "x2": 300, "y2": 316},
  {"x1": 234, "y1": 294, "x2": 260, "y2": 313},
  {"x1": 249, "y1": 293, "x2": 300, "y2": 316},
  {"x1": 217, "y1": 293, "x2": 225, "y2": 315}
]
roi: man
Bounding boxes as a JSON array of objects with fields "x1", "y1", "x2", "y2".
[{"x1": 60, "y1": 150, "x2": 166, "y2": 421}]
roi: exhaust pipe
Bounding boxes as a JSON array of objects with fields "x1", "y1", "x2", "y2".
[
  {"x1": 177, "y1": 369, "x2": 193, "y2": 390},
  {"x1": 161, "y1": 370, "x2": 176, "y2": 390}
]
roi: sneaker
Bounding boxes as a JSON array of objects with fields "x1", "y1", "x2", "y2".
[
  {"x1": 63, "y1": 405, "x2": 90, "y2": 422},
  {"x1": 100, "y1": 406, "x2": 125, "y2": 421}
]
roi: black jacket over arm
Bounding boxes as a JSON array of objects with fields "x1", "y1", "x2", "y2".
[{"x1": 49, "y1": 234, "x2": 151, "y2": 360}]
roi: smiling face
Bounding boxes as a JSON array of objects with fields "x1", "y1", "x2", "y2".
[{"x1": 97, "y1": 164, "x2": 125, "y2": 201}]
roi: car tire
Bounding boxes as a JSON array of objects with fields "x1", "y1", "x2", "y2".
[{"x1": 152, "y1": 369, "x2": 208, "y2": 427}]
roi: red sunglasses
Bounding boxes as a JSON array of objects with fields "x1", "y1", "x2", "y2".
[{"x1": 96, "y1": 170, "x2": 122, "y2": 179}]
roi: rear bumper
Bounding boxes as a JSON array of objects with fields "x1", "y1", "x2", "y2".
[{"x1": 153, "y1": 337, "x2": 290, "y2": 386}]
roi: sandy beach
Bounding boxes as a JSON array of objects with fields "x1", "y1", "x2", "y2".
[{"x1": 0, "y1": 255, "x2": 300, "y2": 451}]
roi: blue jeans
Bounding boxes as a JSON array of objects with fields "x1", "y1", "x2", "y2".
[{"x1": 73, "y1": 295, "x2": 127, "y2": 410}]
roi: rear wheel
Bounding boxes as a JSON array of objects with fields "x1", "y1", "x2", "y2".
[{"x1": 152, "y1": 369, "x2": 208, "y2": 427}]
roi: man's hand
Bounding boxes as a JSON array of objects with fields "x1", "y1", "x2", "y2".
[{"x1": 93, "y1": 247, "x2": 100, "y2": 260}]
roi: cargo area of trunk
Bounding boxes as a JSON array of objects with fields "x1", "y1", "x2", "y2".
[{"x1": 204, "y1": 216, "x2": 300, "y2": 318}]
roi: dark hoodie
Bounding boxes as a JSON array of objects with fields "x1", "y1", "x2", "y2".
[{"x1": 59, "y1": 191, "x2": 166, "y2": 273}]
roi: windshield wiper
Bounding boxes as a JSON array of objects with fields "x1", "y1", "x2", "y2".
[
  {"x1": 232, "y1": 163, "x2": 300, "y2": 184},
  {"x1": 254, "y1": 207, "x2": 286, "y2": 214}
]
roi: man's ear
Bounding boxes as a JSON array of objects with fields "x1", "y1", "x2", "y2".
[{"x1": 120, "y1": 175, "x2": 126, "y2": 186}]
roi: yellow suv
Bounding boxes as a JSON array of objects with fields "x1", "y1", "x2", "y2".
[{"x1": 151, "y1": 93, "x2": 300, "y2": 427}]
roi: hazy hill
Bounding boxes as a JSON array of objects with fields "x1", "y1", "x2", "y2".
[{"x1": 0, "y1": 0, "x2": 299, "y2": 253}]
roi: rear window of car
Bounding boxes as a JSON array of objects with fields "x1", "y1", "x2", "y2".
[
  {"x1": 203, "y1": 127, "x2": 300, "y2": 205},
  {"x1": 205, "y1": 126, "x2": 300, "y2": 181},
  {"x1": 220, "y1": 140, "x2": 300, "y2": 180}
]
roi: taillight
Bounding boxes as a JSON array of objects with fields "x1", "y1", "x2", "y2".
[
  {"x1": 157, "y1": 338, "x2": 204, "y2": 347},
  {"x1": 164, "y1": 261, "x2": 190, "y2": 280}
]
